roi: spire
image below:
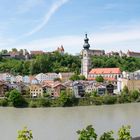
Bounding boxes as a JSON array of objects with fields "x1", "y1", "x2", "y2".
[{"x1": 83, "y1": 33, "x2": 90, "y2": 49}]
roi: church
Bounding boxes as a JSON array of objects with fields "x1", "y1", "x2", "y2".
[
  {"x1": 81, "y1": 34, "x2": 121, "y2": 84},
  {"x1": 81, "y1": 34, "x2": 105, "y2": 78}
]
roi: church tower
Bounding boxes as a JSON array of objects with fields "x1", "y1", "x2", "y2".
[{"x1": 81, "y1": 34, "x2": 91, "y2": 78}]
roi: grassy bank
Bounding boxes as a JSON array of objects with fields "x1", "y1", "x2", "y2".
[{"x1": 1, "y1": 92, "x2": 140, "y2": 108}]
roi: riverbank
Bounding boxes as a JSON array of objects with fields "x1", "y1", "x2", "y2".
[{"x1": 1, "y1": 92, "x2": 140, "y2": 108}]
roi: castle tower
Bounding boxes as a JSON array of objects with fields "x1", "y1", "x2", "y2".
[{"x1": 81, "y1": 34, "x2": 91, "y2": 78}]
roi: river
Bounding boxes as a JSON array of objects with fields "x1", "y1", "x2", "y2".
[{"x1": 0, "y1": 103, "x2": 140, "y2": 140}]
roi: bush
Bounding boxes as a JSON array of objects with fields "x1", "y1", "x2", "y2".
[
  {"x1": 78, "y1": 98, "x2": 91, "y2": 106},
  {"x1": 117, "y1": 94, "x2": 131, "y2": 103},
  {"x1": 99, "y1": 131, "x2": 115, "y2": 140},
  {"x1": 130, "y1": 90, "x2": 140, "y2": 101},
  {"x1": 38, "y1": 98, "x2": 51, "y2": 107},
  {"x1": 103, "y1": 95, "x2": 117, "y2": 105},
  {"x1": 8, "y1": 89, "x2": 27, "y2": 107},
  {"x1": 29, "y1": 100, "x2": 38, "y2": 108},
  {"x1": 92, "y1": 97, "x2": 103, "y2": 105},
  {"x1": 0, "y1": 99, "x2": 8, "y2": 106}
]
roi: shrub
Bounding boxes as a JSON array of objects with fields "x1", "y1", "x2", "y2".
[
  {"x1": 29, "y1": 100, "x2": 38, "y2": 108},
  {"x1": 99, "y1": 131, "x2": 115, "y2": 140},
  {"x1": 8, "y1": 89, "x2": 27, "y2": 107},
  {"x1": 103, "y1": 95, "x2": 117, "y2": 105},
  {"x1": 0, "y1": 99, "x2": 8, "y2": 106},
  {"x1": 130, "y1": 90, "x2": 140, "y2": 101},
  {"x1": 92, "y1": 97, "x2": 103, "y2": 105},
  {"x1": 17, "y1": 127, "x2": 33, "y2": 140},
  {"x1": 117, "y1": 94, "x2": 131, "y2": 103},
  {"x1": 38, "y1": 98, "x2": 51, "y2": 107}
]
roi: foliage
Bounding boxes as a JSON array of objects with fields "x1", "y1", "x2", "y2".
[
  {"x1": 79, "y1": 75, "x2": 86, "y2": 80},
  {"x1": 77, "y1": 125, "x2": 97, "y2": 140},
  {"x1": 99, "y1": 131, "x2": 115, "y2": 140},
  {"x1": 28, "y1": 100, "x2": 38, "y2": 108},
  {"x1": 122, "y1": 86, "x2": 129, "y2": 94},
  {"x1": 103, "y1": 95, "x2": 117, "y2": 105},
  {"x1": 38, "y1": 98, "x2": 51, "y2": 107},
  {"x1": 77, "y1": 125, "x2": 131, "y2": 140},
  {"x1": 70, "y1": 74, "x2": 86, "y2": 81},
  {"x1": 0, "y1": 52, "x2": 81, "y2": 75},
  {"x1": 0, "y1": 98, "x2": 8, "y2": 106},
  {"x1": 8, "y1": 89, "x2": 27, "y2": 107},
  {"x1": 117, "y1": 125, "x2": 131, "y2": 140},
  {"x1": 95, "y1": 76, "x2": 104, "y2": 83},
  {"x1": 130, "y1": 90, "x2": 140, "y2": 100},
  {"x1": 1, "y1": 53, "x2": 140, "y2": 75},
  {"x1": 70, "y1": 74, "x2": 80, "y2": 81},
  {"x1": 91, "y1": 55, "x2": 140, "y2": 72},
  {"x1": 54, "y1": 77, "x2": 61, "y2": 82},
  {"x1": 17, "y1": 127, "x2": 33, "y2": 140}
]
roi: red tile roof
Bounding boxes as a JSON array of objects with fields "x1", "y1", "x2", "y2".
[{"x1": 89, "y1": 68, "x2": 121, "y2": 74}]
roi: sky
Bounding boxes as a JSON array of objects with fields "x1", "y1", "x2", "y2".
[{"x1": 0, "y1": 0, "x2": 140, "y2": 54}]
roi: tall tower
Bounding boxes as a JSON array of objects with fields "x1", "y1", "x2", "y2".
[{"x1": 81, "y1": 34, "x2": 91, "y2": 78}]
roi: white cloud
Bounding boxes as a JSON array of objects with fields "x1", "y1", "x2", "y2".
[
  {"x1": 24, "y1": 0, "x2": 69, "y2": 36},
  {"x1": 11, "y1": 27, "x2": 140, "y2": 54}
]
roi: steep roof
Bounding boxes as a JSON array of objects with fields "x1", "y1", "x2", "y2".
[{"x1": 89, "y1": 68, "x2": 121, "y2": 74}]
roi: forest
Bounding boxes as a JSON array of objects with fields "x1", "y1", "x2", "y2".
[{"x1": 0, "y1": 52, "x2": 140, "y2": 75}]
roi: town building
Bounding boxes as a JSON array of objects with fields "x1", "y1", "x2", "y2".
[
  {"x1": 88, "y1": 68, "x2": 122, "y2": 84},
  {"x1": 35, "y1": 73, "x2": 48, "y2": 83},
  {"x1": 46, "y1": 73, "x2": 59, "y2": 81},
  {"x1": 29, "y1": 84, "x2": 43, "y2": 98},
  {"x1": 73, "y1": 81, "x2": 85, "y2": 98},
  {"x1": 23, "y1": 75, "x2": 30, "y2": 84},
  {"x1": 52, "y1": 83, "x2": 66, "y2": 97},
  {"x1": 56, "y1": 45, "x2": 65, "y2": 54},
  {"x1": 58, "y1": 72, "x2": 74, "y2": 82},
  {"x1": 30, "y1": 50, "x2": 45, "y2": 56},
  {"x1": 127, "y1": 50, "x2": 140, "y2": 58},
  {"x1": 121, "y1": 79, "x2": 140, "y2": 91}
]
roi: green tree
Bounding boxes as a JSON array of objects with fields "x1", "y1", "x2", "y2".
[
  {"x1": 58, "y1": 91, "x2": 69, "y2": 107},
  {"x1": 12, "y1": 48, "x2": 18, "y2": 52},
  {"x1": 122, "y1": 86, "x2": 129, "y2": 94},
  {"x1": 117, "y1": 125, "x2": 131, "y2": 140},
  {"x1": 1, "y1": 49, "x2": 8, "y2": 54},
  {"x1": 8, "y1": 89, "x2": 26, "y2": 107},
  {"x1": 99, "y1": 131, "x2": 115, "y2": 140},
  {"x1": 95, "y1": 75, "x2": 104, "y2": 83},
  {"x1": 17, "y1": 127, "x2": 33, "y2": 140},
  {"x1": 70, "y1": 74, "x2": 80, "y2": 81},
  {"x1": 77, "y1": 125, "x2": 97, "y2": 140},
  {"x1": 79, "y1": 75, "x2": 86, "y2": 80}
]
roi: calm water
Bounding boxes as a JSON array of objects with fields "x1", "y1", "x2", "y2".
[{"x1": 0, "y1": 103, "x2": 140, "y2": 140}]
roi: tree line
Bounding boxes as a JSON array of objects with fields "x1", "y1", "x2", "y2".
[{"x1": 0, "y1": 53, "x2": 140, "y2": 75}]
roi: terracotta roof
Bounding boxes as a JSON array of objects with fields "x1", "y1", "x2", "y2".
[
  {"x1": 53, "y1": 83, "x2": 66, "y2": 88},
  {"x1": 89, "y1": 68, "x2": 121, "y2": 74}
]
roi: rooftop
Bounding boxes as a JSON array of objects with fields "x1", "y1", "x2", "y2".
[{"x1": 89, "y1": 68, "x2": 121, "y2": 74}]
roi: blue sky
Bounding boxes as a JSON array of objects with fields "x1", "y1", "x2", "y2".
[{"x1": 0, "y1": 0, "x2": 140, "y2": 54}]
